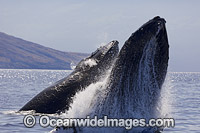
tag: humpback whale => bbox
[20,41,119,114]
[93,16,169,118]
[69,16,169,132]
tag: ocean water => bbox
[0,69,199,133]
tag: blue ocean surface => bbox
[0,69,199,133]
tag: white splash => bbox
[70,62,76,70]
[157,73,172,118]
[61,69,112,118]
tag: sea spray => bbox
[157,73,173,118]
[62,68,113,118]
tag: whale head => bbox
[75,40,119,71]
[110,16,169,89]
[124,16,168,86]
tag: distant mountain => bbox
[0,32,89,70]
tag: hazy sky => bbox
[0,0,200,72]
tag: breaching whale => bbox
[72,16,169,132]
[52,16,169,133]
[20,41,119,114]
[93,16,169,118]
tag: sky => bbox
[0,0,200,72]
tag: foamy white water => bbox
[63,69,112,118]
